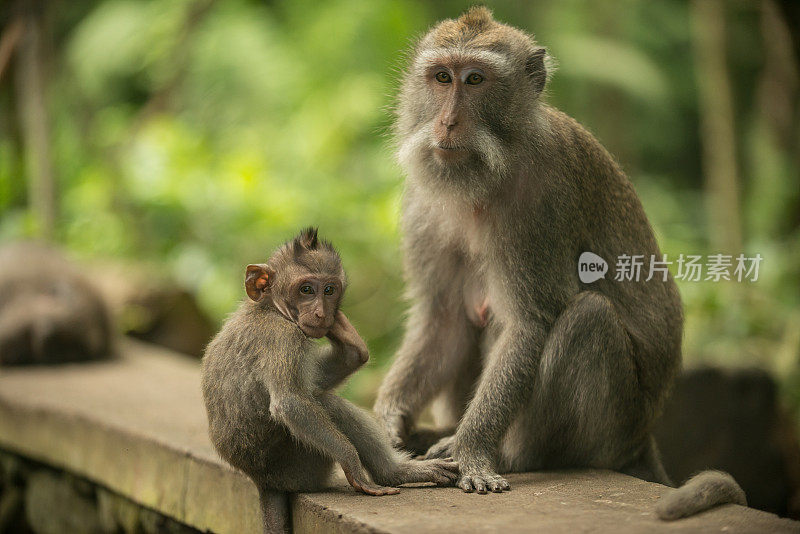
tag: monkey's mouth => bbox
[433,142,468,161]
[299,322,330,339]
[435,141,463,150]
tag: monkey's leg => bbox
[619,435,671,485]
[511,291,654,476]
[374,302,478,448]
[404,427,456,457]
[270,394,398,496]
[319,393,459,487]
[256,440,335,493]
[450,290,654,494]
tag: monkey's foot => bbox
[422,434,455,459]
[344,469,401,496]
[457,470,511,494]
[397,458,459,486]
[357,482,401,496]
[350,478,400,496]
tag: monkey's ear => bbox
[245,264,274,302]
[525,48,547,94]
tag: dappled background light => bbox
[0,0,798,410]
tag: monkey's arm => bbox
[269,392,398,496]
[374,301,475,446]
[318,392,459,487]
[315,348,357,391]
[450,324,546,493]
[315,311,369,391]
[269,393,358,463]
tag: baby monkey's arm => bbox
[315,311,369,391]
[269,389,400,496]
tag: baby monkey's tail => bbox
[258,486,290,533]
[656,470,746,520]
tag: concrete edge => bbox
[293,492,388,534]
[0,395,266,533]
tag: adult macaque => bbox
[202,228,458,532]
[0,242,113,365]
[374,7,744,519]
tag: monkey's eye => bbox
[465,72,484,85]
[324,285,336,296]
[300,285,314,295]
[435,71,451,84]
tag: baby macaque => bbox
[201,228,458,529]
[0,242,113,365]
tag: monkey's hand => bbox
[425,437,509,492]
[327,311,369,365]
[342,465,400,496]
[455,461,510,494]
[422,434,455,459]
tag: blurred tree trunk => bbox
[748,0,800,240]
[591,4,635,174]
[757,1,800,379]
[0,18,23,83]
[759,0,800,152]
[690,0,742,254]
[14,0,56,241]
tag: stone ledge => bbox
[0,340,261,533]
[0,339,798,533]
[295,471,800,533]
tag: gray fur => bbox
[201,232,458,533]
[375,7,742,517]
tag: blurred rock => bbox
[87,261,215,359]
[655,366,800,519]
[0,242,113,366]
[124,288,215,359]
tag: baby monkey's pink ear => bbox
[245,264,275,302]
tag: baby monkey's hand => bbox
[326,311,369,366]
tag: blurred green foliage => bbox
[0,0,798,408]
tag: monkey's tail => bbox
[257,485,290,534]
[655,470,746,521]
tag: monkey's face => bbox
[249,228,347,339]
[398,52,512,190]
[427,63,501,161]
[287,275,343,339]
[396,10,549,199]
